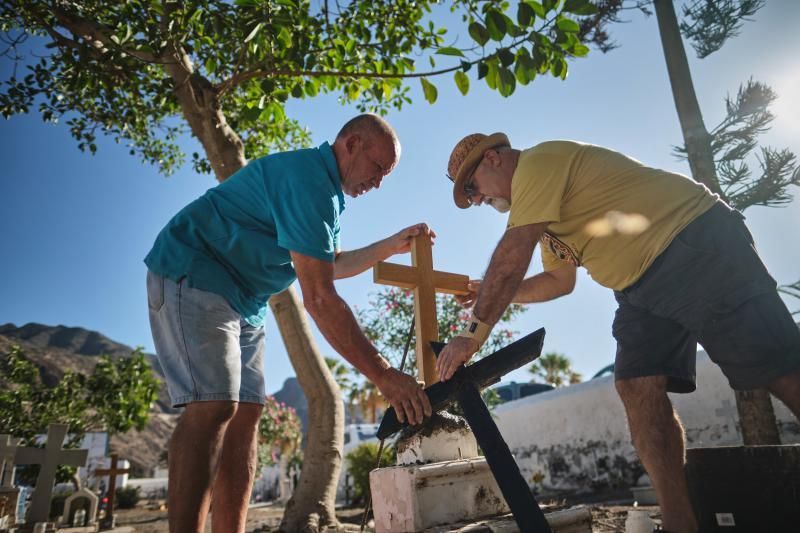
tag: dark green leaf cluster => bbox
[679,0,765,58]
[0,345,159,483]
[674,79,800,211]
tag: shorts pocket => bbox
[147,272,165,312]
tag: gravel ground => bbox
[112,500,661,532]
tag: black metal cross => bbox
[377,328,552,533]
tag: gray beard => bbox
[486,197,511,213]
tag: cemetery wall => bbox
[495,351,800,495]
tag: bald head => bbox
[336,113,401,160]
[332,114,401,198]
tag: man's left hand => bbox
[387,223,436,255]
[436,335,479,381]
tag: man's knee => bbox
[615,375,669,404]
[231,402,264,427]
[183,400,240,428]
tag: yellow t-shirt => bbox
[507,140,718,290]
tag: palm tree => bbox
[325,357,356,423]
[528,352,582,388]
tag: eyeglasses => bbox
[446,170,478,200]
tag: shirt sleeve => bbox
[507,149,571,230]
[539,239,567,272]
[271,176,340,263]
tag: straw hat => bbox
[447,132,510,208]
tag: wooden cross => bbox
[373,235,469,385]
[94,453,130,527]
[14,424,88,524]
[0,434,21,488]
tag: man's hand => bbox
[436,336,480,382]
[455,280,481,308]
[385,223,436,255]
[375,367,432,425]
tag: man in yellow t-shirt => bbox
[436,132,800,533]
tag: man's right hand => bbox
[375,367,432,425]
[455,279,481,308]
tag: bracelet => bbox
[456,311,493,347]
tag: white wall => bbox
[494,351,800,495]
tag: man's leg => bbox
[768,371,800,418]
[211,402,264,532]
[616,376,698,533]
[168,401,238,533]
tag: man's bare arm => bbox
[513,264,577,303]
[473,222,549,324]
[333,241,392,280]
[333,223,435,280]
[291,250,431,424]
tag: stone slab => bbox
[370,457,509,533]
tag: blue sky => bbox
[1,2,798,394]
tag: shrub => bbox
[345,442,396,505]
[116,486,141,509]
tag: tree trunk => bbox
[271,289,344,532]
[735,389,781,445]
[653,0,781,445]
[162,33,344,528]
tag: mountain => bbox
[272,377,309,431]
[0,323,177,477]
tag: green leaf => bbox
[460,60,472,72]
[436,46,465,57]
[528,0,546,18]
[469,22,490,46]
[304,79,319,97]
[497,67,516,96]
[563,0,599,15]
[454,71,469,95]
[477,62,489,80]
[518,2,536,27]
[420,78,438,104]
[244,22,263,43]
[498,48,515,67]
[276,27,292,48]
[486,10,507,41]
[556,17,581,33]
[572,43,590,57]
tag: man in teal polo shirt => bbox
[145,114,432,532]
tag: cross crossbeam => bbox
[0,435,21,488]
[14,424,88,524]
[373,236,469,385]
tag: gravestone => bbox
[0,434,22,529]
[93,454,130,530]
[59,487,99,528]
[14,424,88,526]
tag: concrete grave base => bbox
[370,457,509,533]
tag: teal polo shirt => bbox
[144,142,345,327]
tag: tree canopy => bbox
[0,0,619,178]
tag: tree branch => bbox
[51,6,162,64]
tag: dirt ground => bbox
[112,499,661,532]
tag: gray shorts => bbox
[147,271,266,407]
[613,202,800,393]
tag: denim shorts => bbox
[613,202,800,393]
[147,271,266,407]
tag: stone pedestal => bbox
[370,457,509,532]
[371,413,511,533]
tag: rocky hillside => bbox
[0,323,177,477]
